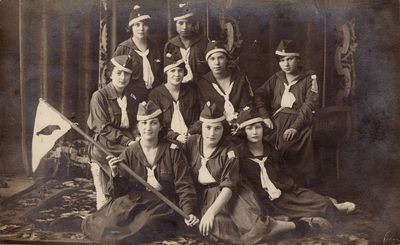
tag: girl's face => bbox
[111,67,131,91]
[279,56,300,75]
[166,67,185,86]
[245,122,263,143]
[176,19,194,38]
[207,52,228,76]
[202,122,224,147]
[131,21,149,39]
[137,118,161,140]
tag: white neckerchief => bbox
[211,81,236,121]
[179,47,194,83]
[170,101,188,135]
[116,96,129,129]
[146,165,162,191]
[134,49,155,89]
[250,157,281,200]
[280,80,299,108]
[198,156,217,184]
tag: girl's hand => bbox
[184,214,199,227]
[199,211,215,236]
[106,155,123,177]
[176,134,189,144]
[283,128,297,141]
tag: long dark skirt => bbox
[82,191,179,244]
[200,183,280,245]
[269,188,338,223]
[266,112,314,185]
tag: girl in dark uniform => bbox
[183,102,297,244]
[164,2,209,86]
[82,101,199,244]
[254,40,319,185]
[148,52,199,144]
[235,107,356,231]
[87,55,139,209]
[114,5,162,103]
[197,41,253,124]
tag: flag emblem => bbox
[32,100,71,172]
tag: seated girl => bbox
[148,52,199,144]
[82,101,199,243]
[182,101,298,244]
[235,107,356,231]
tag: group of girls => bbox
[83,3,356,244]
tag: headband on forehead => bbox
[111,55,133,73]
[236,106,264,129]
[128,5,151,27]
[173,2,194,21]
[163,53,186,73]
[275,39,300,57]
[205,40,228,60]
[137,101,162,121]
[199,101,226,123]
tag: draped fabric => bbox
[15,0,168,175]
[18,0,99,175]
[6,0,382,177]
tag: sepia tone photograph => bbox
[0,0,399,244]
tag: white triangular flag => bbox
[32,100,71,172]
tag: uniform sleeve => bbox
[87,91,132,146]
[196,80,207,112]
[254,78,273,119]
[219,147,240,191]
[171,147,197,215]
[107,149,131,198]
[113,45,129,57]
[291,78,319,130]
[238,74,254,110]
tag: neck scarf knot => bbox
[211,81,237,121]
[117,96,129,128]
[146,165,162,191]
[250,157,281,200]
[198,156,216,184]
[179,47,194,83]
[170,101,188,135]
[134,49,155,89]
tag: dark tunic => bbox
[237,141,337,222]
[164,34,209,85]
[82,140,197,243]
[148,83,200,140]
[87,82,139,196]
[254,69,319,185]
[183,135,280,245]
[114,38,163,102]
[197,69,254,118]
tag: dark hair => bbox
[235,121,273,140]
[188,120,231,137]
[126,19,154,35]
[174,16,198,32]
[105,61,116,83]
[275,55,301,64]
[163,63,188,83]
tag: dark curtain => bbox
[19,0,99,175]
[13,0,338,176]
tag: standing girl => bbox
[114,5,162,103]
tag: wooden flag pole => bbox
[39,98,190,220]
